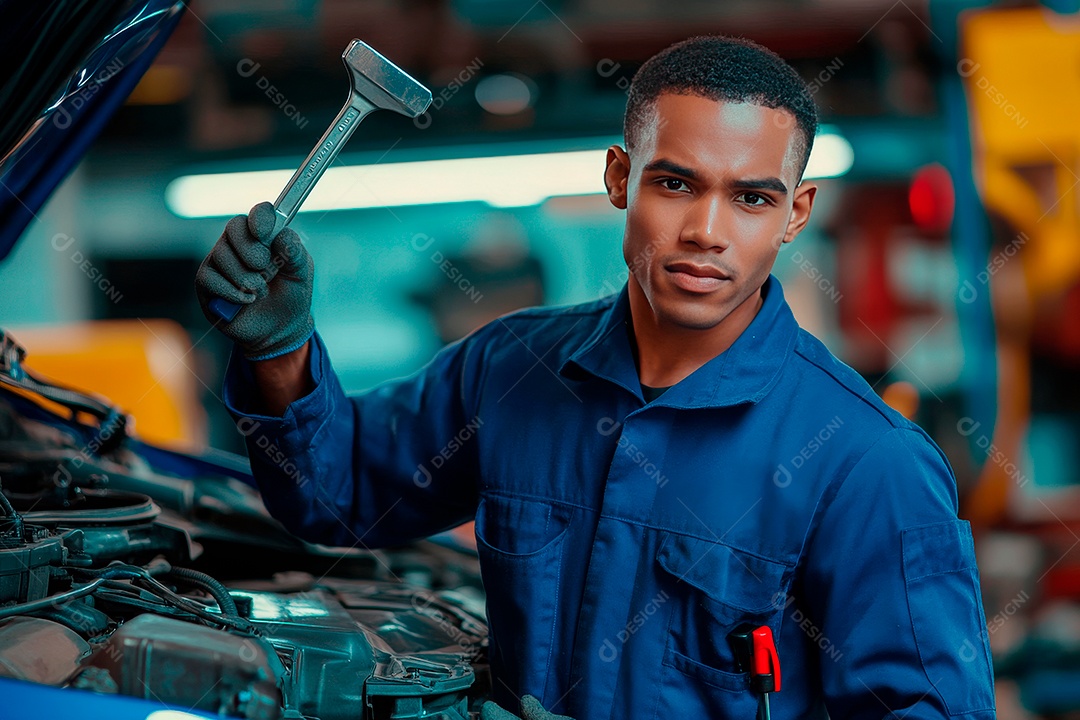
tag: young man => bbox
[196,36,996,720]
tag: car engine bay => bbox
[0,330,490,720]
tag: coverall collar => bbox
[559,273,798,408]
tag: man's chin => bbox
[654,301,731,331]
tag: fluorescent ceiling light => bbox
[808,131,855,180]
[166,132,853,218]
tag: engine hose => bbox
[0,487,23,540]
[164,566,239,619]
[94,588,191,618]
[126,577,256,635]
[64,563,255,633]
[65,564,143,580]
[0,579,105,620]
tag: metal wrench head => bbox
[342,40,432,117]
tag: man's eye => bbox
[739,192,768,206]
[661,178,688,192]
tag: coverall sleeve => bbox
[800,427,996,719]
[221,328,486,548]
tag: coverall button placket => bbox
[566,411,668,716]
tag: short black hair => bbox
[624,35,819,179]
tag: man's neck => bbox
[628,280,764,388]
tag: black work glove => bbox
[480,695,574,720]
[195,202,315,361]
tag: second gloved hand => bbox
[480,695,574,720]
[195,201,315,361]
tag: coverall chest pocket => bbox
[474,494,574,706]
[652,531,790,719]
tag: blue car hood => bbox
[0,0,185,259]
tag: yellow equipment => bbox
[8,319,207,450]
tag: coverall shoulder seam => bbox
[791,331,909,430]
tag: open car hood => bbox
[0,0,185,257]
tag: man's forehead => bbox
[634,93,801,181]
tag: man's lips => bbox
[665,261,730,280]
[665,261,731,293]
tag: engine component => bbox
[32,596,113,638]
[80,613,282,720]
[230,585,482,720]
[0,616,89,685]
[0,528,64,604]
[14,488,159,526]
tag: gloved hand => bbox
[480,695,574,720]
[195,201,315,361]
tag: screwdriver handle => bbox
[208,298,244,323]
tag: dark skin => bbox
[250,338,311,416]
[251,92,817,413]
[605,93,817,387]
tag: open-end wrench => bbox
[208,39,432,322]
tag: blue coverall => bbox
[223,274,996,719]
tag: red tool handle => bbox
[752,626,781,692]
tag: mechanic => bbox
[195,35,996,719]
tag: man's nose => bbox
[679,194,730,250]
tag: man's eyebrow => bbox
[734,177,789,195]
[642,158,700,181]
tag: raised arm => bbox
[196,202,485,548]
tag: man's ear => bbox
[604,145,630,210]
[780,181,817,245]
